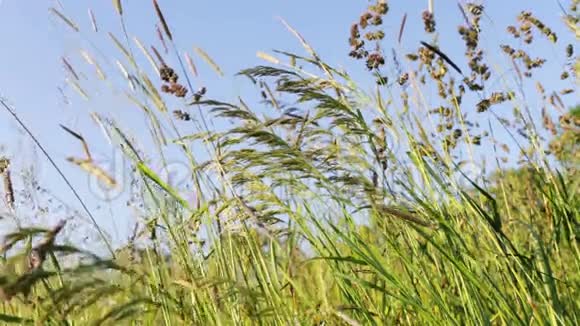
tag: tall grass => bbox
[0,0,578,324]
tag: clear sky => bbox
[0,1,576,249]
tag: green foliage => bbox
[550,105,580,168]
[1,1,579,325]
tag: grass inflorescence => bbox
[0,0,578,324]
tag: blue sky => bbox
[0,1,576,248]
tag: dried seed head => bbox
[476,99,491,112]
[507,25,520,38]
[3,169,14,210]
[193,87,207,101]
[364,31,385,41]
[376,75,388,85]
[172,84,188,97]
[458,25,479,49]
[159,64,178,83]
[422,10,436,33]
[0,158,8,173]
[173,110,191,121]
[366,52,385,70]
[350,24,360,39]
[566,44,574,58]
[360,12,373,29]
[370,1,389,15]
[398,73,409,85]
[371,15,383,26]
[467,3,484,16]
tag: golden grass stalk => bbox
[60,123,117,188]
[49,7,79,32]
[153,0,172,41]
[184,52,198,77]
[116,60,129,79]
[66,157,117,188]
[278,17,336,82]
[134,37,160,75]
[62,57,80,80]
[194,47,224,77]
[67,78,90,100]
[109,32,137,69]
[141,74,168,112]
[257,51,280,65]
[90,112,113,145]
[80,50,107,80]
[113,0,123,16]
[88,8,98,32]
[262,83,280,110]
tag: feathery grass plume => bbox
[49,7,79,32]
[184,52,198,77]
[10,1,580,323]
[278,17,334,80]
[422,10,436,33]
[194,47,224,77]
[88,8,98,32]
[113,0,123,15]
[398,13,407,43]
[153,0,172,41]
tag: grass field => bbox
[0,1,579,324]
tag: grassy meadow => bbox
[0,0,579,324]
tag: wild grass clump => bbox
[0,0,578,324]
